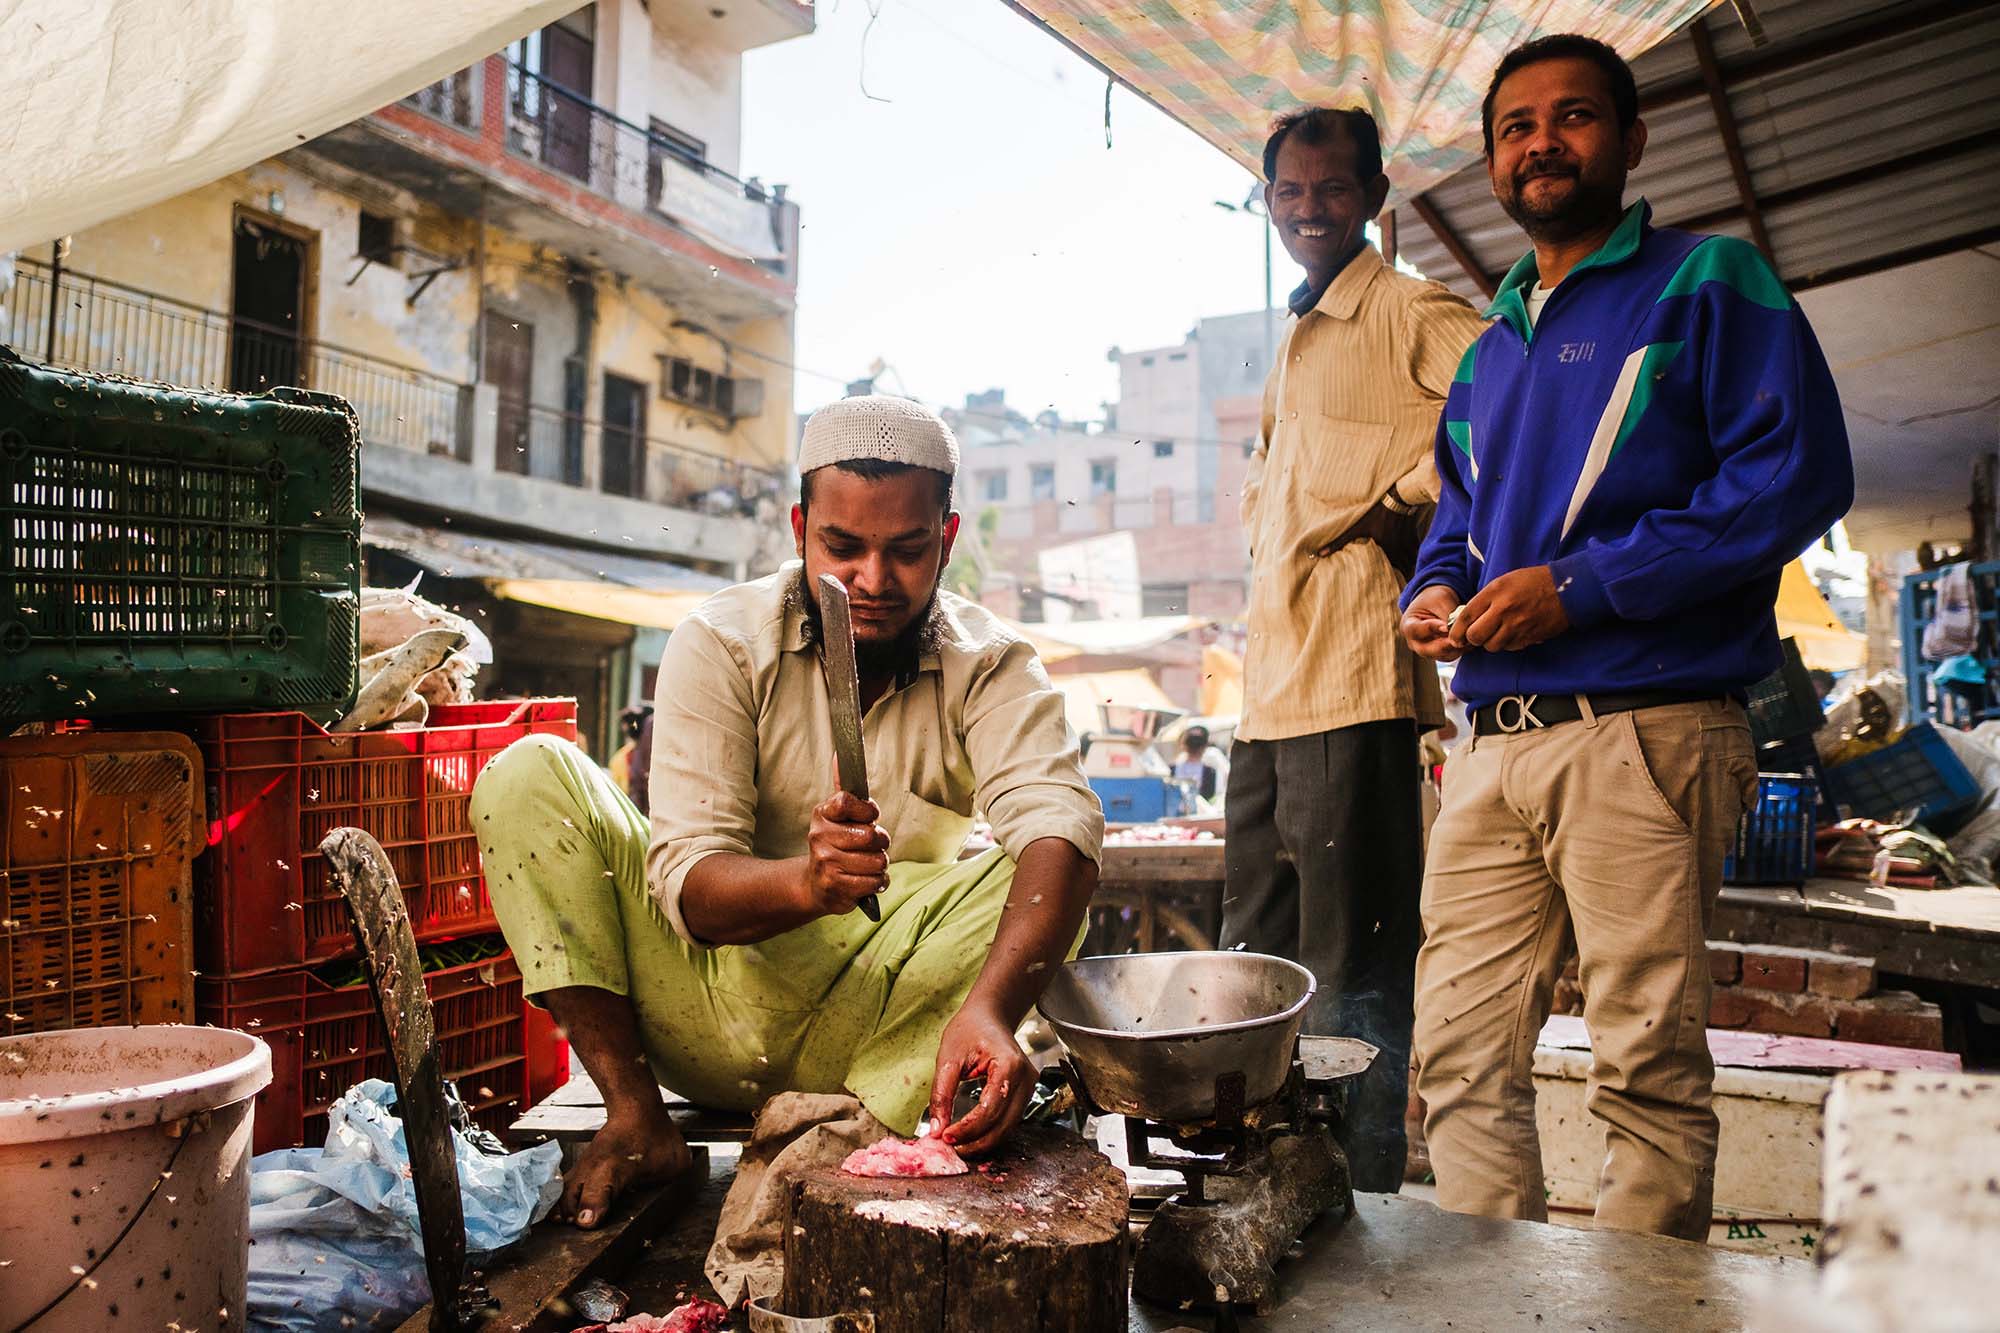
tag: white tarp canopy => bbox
[0,0,576,253]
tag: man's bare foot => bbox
[561,1106,694,1229]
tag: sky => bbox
[740,0,1283,424]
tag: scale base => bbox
[1130,1125,1353,1315]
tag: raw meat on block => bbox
[577,1297,729,1333]
[839,1133,970,1177]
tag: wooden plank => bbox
[393,1149,708,1333]
[1098,840,1225,884]
[1715,878,2000,989]
[508,1074,754,1144]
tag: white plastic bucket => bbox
[0,1025,271,1331]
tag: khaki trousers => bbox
[1413,699,1757,1240]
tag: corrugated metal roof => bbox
[1392,0,2000,299]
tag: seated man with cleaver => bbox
[472,395,1104,1225]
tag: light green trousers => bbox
[470,734,1016,1134]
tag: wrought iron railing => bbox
[501,62,792,270]
[403,67,479,131]
[0,258,783,507]
[520,401,784,511]
[2,258,470,460]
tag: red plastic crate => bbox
[191,698,577,973]
[196,947,568,1154]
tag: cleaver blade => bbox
[817,573,881,922]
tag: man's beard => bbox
[791,569,947,676]
[1499,158,1627,243]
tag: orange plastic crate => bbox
[191,698,577,972]
[197,946,567,1154]
[1,731,202,1035]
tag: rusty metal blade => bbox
[748,1296,876,1332]
[321,826,492,1331]
[816,573,879,921]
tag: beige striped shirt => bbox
[1238,245,1489,742]
[645,565,1104,943]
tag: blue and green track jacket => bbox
[1403,200,1854,709]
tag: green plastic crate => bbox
[0,346,360,726]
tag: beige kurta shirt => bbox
[645,564,1104,943]
[1237,245,1490,742]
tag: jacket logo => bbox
[1558,341,1596,364]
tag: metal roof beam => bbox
[1409,193,1496,298]
[1639,0,1989,113]
[1668,131,1994,233]
[1690,17,1775,263]
[1789,223,2000,292]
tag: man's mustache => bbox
[1517,159,1578,185]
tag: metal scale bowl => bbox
[1039,952,1377,1317]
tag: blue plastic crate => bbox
[1089,776,1181,825]
[1725,773,1817,886]
[1821,722,1981,831]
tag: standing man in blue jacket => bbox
[1399,34,1852,1240]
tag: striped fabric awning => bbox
[1002,1,1713,198]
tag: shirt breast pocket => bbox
[1294,415,1395,506]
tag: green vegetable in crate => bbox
[334,628,467,732]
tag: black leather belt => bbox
[1470,690,1724,736]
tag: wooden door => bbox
[483,311,534,475]
[229,213,314,394]
[540,24,594,182]
[600,372,647,498]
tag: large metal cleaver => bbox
[816,573,881,922]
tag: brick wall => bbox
[1553,942,1944,1050]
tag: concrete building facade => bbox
[954,306,1275,623]
[2,0,815,750]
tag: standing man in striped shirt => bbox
[1227,106,1489,1191]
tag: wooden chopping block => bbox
[780,1124,1129,1333]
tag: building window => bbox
[1142,583,1190,615]
[1140,355,1155,367]
[1090,459,1116,497]
[357,211,398,266]
[1167,351,1188,362]
[979,469,1009,503]
[1030,464,1056,502]
[1152,440,1174,458]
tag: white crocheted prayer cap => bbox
[797,394,960,476]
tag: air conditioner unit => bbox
[717,375,764,421]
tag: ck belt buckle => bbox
[1493,694,1544,732]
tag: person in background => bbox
[1227,104,1490,1191]
[607,704,651,796]
[1400,34,1852,1240]
[1171,724,1228,804]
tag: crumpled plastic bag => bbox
[246,1078,563,1332]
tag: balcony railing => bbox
[0,259,783,509]
[403,67,479,132]
[519,401,784,515]
[3,258,469,459]
[501,62,793,270]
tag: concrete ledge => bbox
[362,443,756,569]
